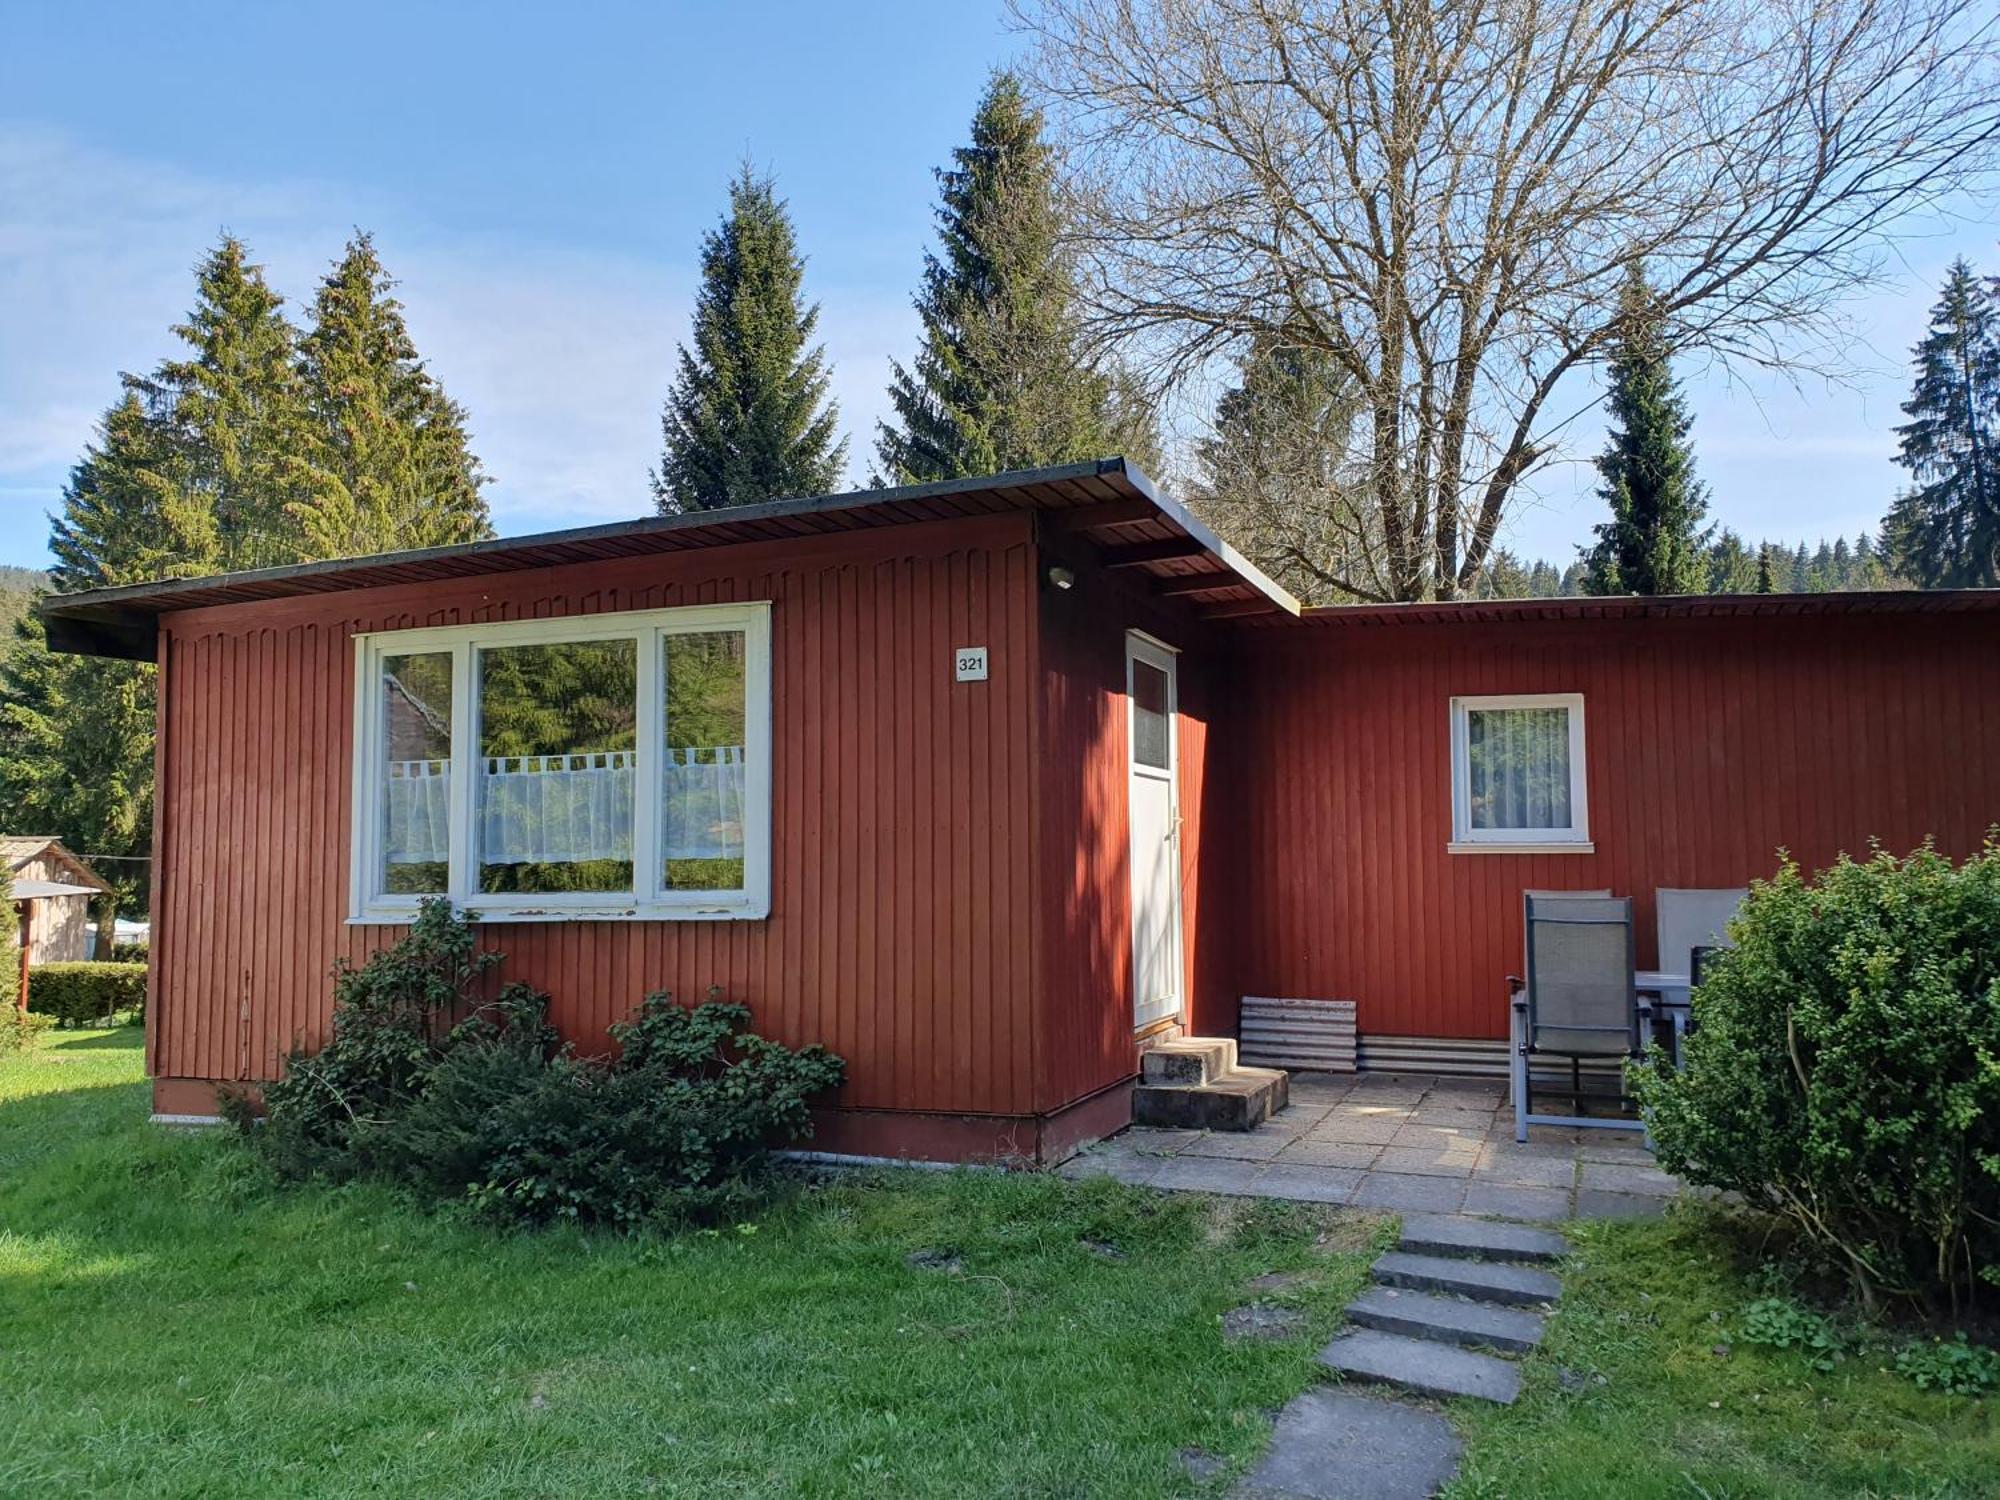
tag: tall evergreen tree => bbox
[1884,260,2000,587]
[1192,329,1372,601]
[1582,266,1711,595]
[875,71,1153,484]
[125,237,307,570]
[654,167,847,513]
[288,234,491,557]
[0,405,177,916]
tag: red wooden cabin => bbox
[41,460,2000,1161]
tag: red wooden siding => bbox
[1217,610,2000,1040]
[149,513,1041,1117]
[1032,553,1223,1111]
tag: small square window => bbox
[1449,694,1589,850]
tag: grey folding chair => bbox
[1509,894,1651,1142]
[1656,887,1748,978]
[1655,887,1747,1060]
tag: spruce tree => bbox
[654,167,847,512]
[1582,266,1711,595]
[1884,260,2000,587]
[0,405,176,916]
[1192,328,1370,601]
[289,234,491,556]
[126,237,307,570]
[875,71,1153,484]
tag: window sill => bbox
[347,902,769,925]
[1447,840,1595,856]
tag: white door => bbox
[1126,633,1184,1030]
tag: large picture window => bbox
[351,603,771,921]
[1449,693,1590,851]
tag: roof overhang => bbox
[1264,588,2000,629]
[38,458,1299,661]
[11,879,100,900]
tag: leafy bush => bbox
[1894,1334,2000,1397]
[1737,1297,1846,1371]
[26,962,148,1027]
[1638,841,2000,1311]
[0,1008,54,1053]
[244,898,517,1180]
[110,940,148,964]
[244,898,845,1229]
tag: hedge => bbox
[27,962,148,1028]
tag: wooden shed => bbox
[3,836,113,965]
[37,460,2000,1159]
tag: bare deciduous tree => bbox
[1016,0,2000,600]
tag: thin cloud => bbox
[0,129,914,558]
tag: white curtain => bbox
[663,746,746,861]
[1471,709,1571,831]
[389,747,746,867]
[386,761,450,864]
[478,752,636,865]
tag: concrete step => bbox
[1139,1036,1237,1086]
[1238,1388,1463,1499]
[1370,1250,1562,1308]
[1317,1327,1522,1405]
[1132,1066,1289,1131]
[1398,1213,1570,1265]
[1345,1285,1545,1355]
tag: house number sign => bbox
[954,646,989,682]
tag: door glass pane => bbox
[662,631,748,891]
[476,638,637,894]
[379,651,452,894]
[1467,706,1572,831]
[1131,659,1171,770]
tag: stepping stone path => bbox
[1236,1213,1569,1499]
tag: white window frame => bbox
[350,602,772,923]
[1448,693,1592,854]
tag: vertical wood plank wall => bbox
[1218,611,2000,1041]
[1033,561,1221,1111]
[149,514,1042,1117]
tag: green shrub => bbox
[1637,841,2000,1311]
[0,1008,54,1053]
[382,989,846,1228]
[247,898,512,1180]
[246,898,845,1229]
[1736,1296,1846,1371]
[110,940,148,964]
[25,962,148,1028]
[1894,1334,2000,1396]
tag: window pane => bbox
[1132,660,1170,770]
[1468,707,1572,831]
[663,631,747,891]
[380,651,452,894]
[477,638,637,893]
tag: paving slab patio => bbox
[1066,1071,1685,1220]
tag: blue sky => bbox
[1,0,1993,573]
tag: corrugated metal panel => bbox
[1219,611,2000,1040]
[151,512,1040,1116]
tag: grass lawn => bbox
[2,1030,1994,1498]
[1444,1217,1999,1499]
[0,1028,1382,1498]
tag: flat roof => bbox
[1273,588,2000,628]
[38,458,1300,660]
